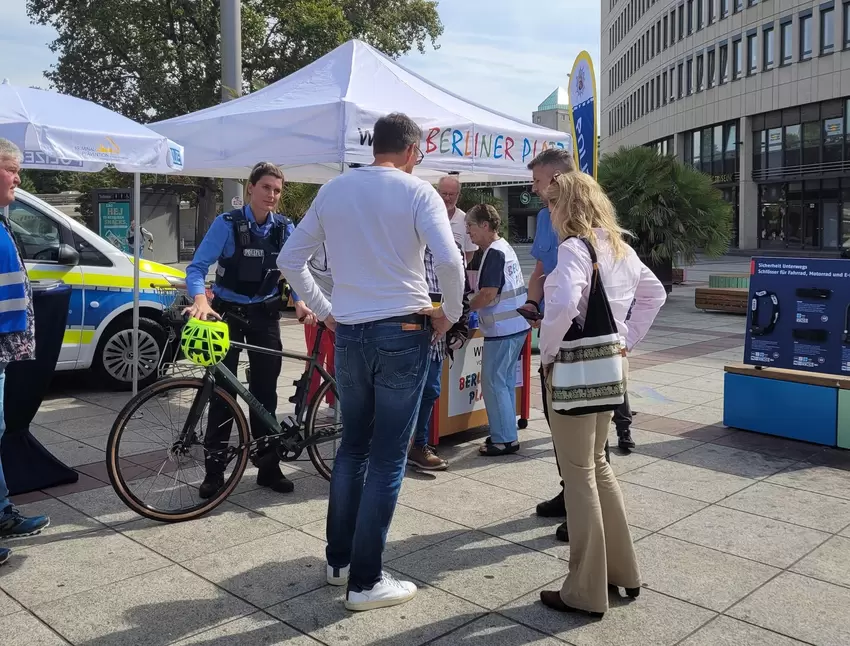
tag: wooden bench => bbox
[694,287,748,314]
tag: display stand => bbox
[1,281,78,495]
[723,364,848,448]
[430,330,532,444]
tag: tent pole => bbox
[132,173,141,395]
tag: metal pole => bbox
[221,0,243,208]
[132,173,141,395]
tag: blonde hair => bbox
[545,171,630,259]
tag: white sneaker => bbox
[345,572,417,611]
[327,564,350,586]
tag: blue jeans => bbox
[413,357,442,448]
[0,363,9,510]
[326,321,431,589]
[481,332,526,445]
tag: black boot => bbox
[256,461,294,494]
[199,473,224,500]
[618,428,636,451]
[555,521,569,542]
[536,492,567,518]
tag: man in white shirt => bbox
[279,113,464,612]
[437,175,477,263]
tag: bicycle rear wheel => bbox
[106,377,251,522]
[305,379,343,481]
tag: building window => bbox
[657,20,662,52]
[678,62,684,97]
[687,58,694,94]
[724,122,738,174]
[708,0,715,23]
[822,7,835,54]
[670,66,676,101]
[663,15,669,46]
[763,26,775,69]
[662,70,668,104]
[801,14,813,59]
[697,0,704,29]
[692,130,702,167]
[767,128,783,168]
[733,38,743,79]
[785,124,802,166]
[708,49,716,87]
[803,121,821,165]
[713,124,724,173]
[701,127,713,173]
[721,0,729,17]
[844,2,850,48]
[747,33,758,74]
[781,21,793,63]
[720,43,729,82]
[679,5,685,39]
[825,117,843,163]
[734,0,743,12]
[749,0,758,6]
[688,0,694,33]
[696,54,704,90]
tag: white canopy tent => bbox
[0,81,186,394]
[151,39,571,183]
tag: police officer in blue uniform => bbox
[185,162,316,499]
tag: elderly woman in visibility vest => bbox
[465,204,530,456]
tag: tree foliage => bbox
[27,0,443,123]
[27,0,443,233]
[598,146,732,265]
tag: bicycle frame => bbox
[176,324,337,457]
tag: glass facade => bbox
[682,120,741,246]
[753,98,850,249]
[758,180,845,249]
[683,119,740,177]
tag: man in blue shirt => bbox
[185,162,315,499]
[519,149,626,543]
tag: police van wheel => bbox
[94,316,167,391]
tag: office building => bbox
[601,0,850,251]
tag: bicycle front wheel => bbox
[305,379,343,481]
[106,377,251,522]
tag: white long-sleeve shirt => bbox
[539,230,667,365]
[278,166,465,325]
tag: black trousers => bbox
[205,300,283,475]
[542,372,629,493]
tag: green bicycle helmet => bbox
[181,318,230,367]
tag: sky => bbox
[1,0,601,122]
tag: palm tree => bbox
[598,146,732,266]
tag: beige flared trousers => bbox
[546,369,641,614]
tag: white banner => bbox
[447,336,524,418]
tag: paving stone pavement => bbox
[5,269,850,645]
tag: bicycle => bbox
[106,311,342,523]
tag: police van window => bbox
[7,200,62,263]
[71,232,113,267]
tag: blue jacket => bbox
[0,218,29,334]
[186,204,298,304]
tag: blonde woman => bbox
[538,171,666,618]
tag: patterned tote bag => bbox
[550,237,626,416]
